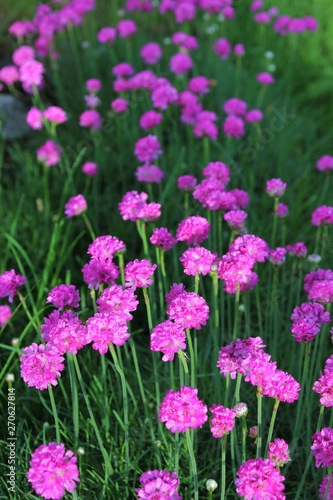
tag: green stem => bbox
[186,428,199,500]
[232,283,240,340]
[256,387,263,458]
[325,466,332,500]
[221,435,227,500]
[67,353,79,449]
[234,372,242,404]
[136,220,149,258]
[48,386,61,443]
[264,398,280,457]
[241,417,247,463]
[271,197,279,249]
[82,212,96,240]
[186,329,196,387]
[178,349,189,387]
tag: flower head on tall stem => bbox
[20,343,65,390]
[268,438,291,467]
[0,269,25,302]
[124,259,157,290]
[159,386,208,433]
[150,320,186,361]
[86,312,130,355]
[209,404,236,438]
[235,458,286,499]
[312,427,333,468]
[176,215,211,245]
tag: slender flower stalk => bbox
[186,428,199,500]
[48,386,60,443]
[265,398,280,457]
[256,386,263,458]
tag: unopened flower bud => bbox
[250,426,258,439]
[206,479,218,492]
[77,447,85,455]
[6,373,15,383]
[234,402,248,418]
[11,338,19,347]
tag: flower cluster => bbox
[136,470,182,499]
[268,438,291,467]
[150,320,186,361]
[41,310,88,355]
[0,269,25,302]
[209,404,236,438]
[312,427,333,468]
[179,247,216,276]
[20,343,65,390]
[176,216,211,245]
[290,302,330,343]
[166,288,210,330]
[313,354,333,407]
[125,259,157,290]
[159,386,208,433]
[118,190,161,222]
[304,268,333,303]
[82,235,124,289]
[235,458,286,499]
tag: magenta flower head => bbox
[304,269,333,303]
[46,284,80,310]
[139,110,163,130]
[312,427,333,468]
[224,210,248,231]
[268,438,291,468]
[266,178,287,197]
[0,65,19,86]
[176,215,211,246]
[125,259,157,290]
[135,164,164,184]
[150,227,177,251]
[235,458,286,499]
[313,354,333,407]
[151,320,186,361]
[26,107,43,130]
[112,63,135,79]
[79,110,102,130]
[180,247,215,276]
[111,98,128,114]
[209,404,236,438]
[140,42,163,65]
[257,72,275,85]
[275,202,289,218]
[88,235,126,260]
[188,76,210,95]
[223,115,245,139]
[82,161,98,176]
[20,343,65,390]
[19,60,44,90]
[27,442,80,500]
[43,106,67,124]
[223,98,248,116]
[86,78,101,93]
[286,242,307,258]
[86,312,130,354]
[97,284,138,321]
[245,109,264,123]
[41,310,88,355]
[316,155,333,172]
[319,475,333,499]
[118,190,148,221]
[12,45,35,66]
[37,140,62,167]
[0,305,12,327]
[167,290,210,330]
[134,135,162,163]
[311,205,333,226]
[213,37,232,59]
[64,194,87,218]
[290,302,330,343]
[97,27,117,44]
[0,269,25,302]
[169,52,193,75]
[117,19,137,38]
[234,43,245,56]
[177,175,197,191]
[159,386,208,433]
[136,470,182,499]
[269,247,287,266]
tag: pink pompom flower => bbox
[316,155,333,172]
[111,97,129,114]
[235,458,286,499]
[224,210,248,231]
[135,164,164,184]
[311,205,333,226]
[245,109,264,123]
[0,269,25,302]
[268,439,291,467]
[43,106,67,124]
[290,302,330,343]
[117,19,137,38]
[64,194,87,218]
[136,470,182,499]
[82,161,98,176]
[97,27,117,43]
[79,110,102,130]
[150,227,177,251]
[46,284,80,309]
[37,140,62,167]
[266,178,287,197]
[86,312,130,354]
[167,290,210,330]
[86,78,101,93]
[209,404,236,438]
[223,115,245,139]
[223,98,248,116]
[169,52,193,75]
[139,110,163,130]
[318,475,333,499]
[27,442,80,500]
[20,343,65,390]
[151,320,186,361]
[134,135,162,163]
[179,247,215,276]
[275,202,289,218]
[125,259,157,290]
[12,45,35,66]
[177,175,197,191]
[312,427,333,468]
[140,42,163,65]
[41,310,87,355]
[257,72,275,85]
[213,38,232,59]
[26,107,43,130]
[0,305,12,327]
[97,284,138,321]
[159,386,208,433]
[176,215,211,246]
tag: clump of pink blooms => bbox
[118,190,161,222]
[27,442,79,499]
[20,343,65,390]
[140,42,163,65]
[135,164,164,184]
[257,72,275,85]
[266,178,287,197]
[180,247,216,276]
[286,242,307,258]
[0,305,12,327]
[312,427,333,468]
[275,202,289,218]
[311,205,333,226]
[169,52,193,75]
[223,115,245,139]
[46,284,80,309]
[313,354,333,407]
[166,288,210,330]
[290,302,330,343]
[136,470,182,499]
[304,268,333,303]
[176,215,211,245]
[235,458,286,499]
[139,110,163,130]
[41,310,88,355]
[134,135,162,163]
[159,386,208,432]
[224,210,248,231]
[268,438,291,467]
[86,312,130,355]
[37,140,62,167]
[318,475,333,499]
[316,155,333,172]
[269,247,287,266]
[97,27,117,44]
[150,320,186,361]
[177,175,197,191]
[82,161,98,177]
[79,110,102,130]
[209,404,236,438]
[97,284,139,321]
[64,194,87,218]
[125,259,157,290]
[150,227,177,251]
[213,38,232,59]
[0,269,25,302]
[111,98,129,114]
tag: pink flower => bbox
[169,52,193,75]
[203,162,230,184]
[0,65,20,86]
[112,62,135,78]
[304,269,333,303]
[82,161,98,176]
[172,32,198,51]
[217,337,266,379]
[26,107,43,130]
[268,439,291,467]
[167,290,210,330]
[177,175,197,191]
[20,343,65,390]
[64,194,87,217]
[245,109,264,123]
[257,72,275,85]
[223,98,248,116]
[313,355,333,407]
[193,119,218,140]
[235,458,286,499]
[286,242,307,257]
[82,260,120,290]
[134,135,162,163]
[139,202,162,222]
[8,20,35,37]
[139,110,163,130]
[269,247,287,266]
[266,178,287,197]
[97,27,117,43]
[224,210,248,231]
[261,369,300,403]
[135,164,164,184]
[176,216,210,246]
[97,284,138,321]
[234,43,245,56]
[290,302,330,343]
[151,320,186,361]
[319,475,333,500]
[218,251,255,292]
[180,247,215,276]
[37,140,62,167]
[254,11,272,24]
[316,155,333,172]
[0,269,25,302]
[188,76,210,95]
[88,235,126,260]
[41,310,87,355]
[151,80,178,110]
[46,284,80,309]
[27,442,79,500]
[159,386,208,433]
[276,202,289,218]
[118,190,148,221]
[86,312,130,354]
[174,2,196,23]
[311,205,333,226]
[86,78,101,92]
[213,38,232,59]
[0,305,12,327]
[140,42,163,65]
[250,0,263,11]
[19,60,44,89]
[150,227,177,251]
[223,115,245,139]
[117,19,137,38]
[111,97,128,114]
[125,0,154,12]
[79,110,102,130]
[136,470,182,499]
[125,259,157,289]
[85,93,101,108]
[312,428,333,468]
[229,234,269,262]
[209,404,236,438]
[43,106,67,124]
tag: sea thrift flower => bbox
[136,470,182,499]
[139,203,161,222]
[169,53,193,75]
[82,260,120,290]
[313,355,333,407]
[203,162,230,184]
[140,42,162,65]
[41,310,87,355]
[26,107,43,130]
[213,38,232,59]
[257,72,275,85]
[224,210,248,231]
[209,404,236,438]
[234,43,245,56]
[96,284,138,321]
[86,79,101,93]
[223,98,248,116]
[268,439,291,467]
[269,247,287,266]
[235,458,286,499]
[8,20,35,38]
[266,178,287,197]
[250,0,264,11]
[234,402,248,418]
[37,140,62,167]
[167,291,210,330]
[97,27,117,43]
[112,62,135,78]
[262,369,300,403]
[125,259,157,289]
[111,98,128,114]
[79,110,102,130]
[19,60,44,89]
[177,175,197,191]
[12,45,35,66]
[0,305,12,327]
[43,106,67,124]
[218,251,255,293]
[150,227,177,251]
[150,320,186,361]
[88,235,126,260]
[179,247,215,276]
[82,161,98,176]
[151,80,178,110]
[245,109,264,123]
[176,216,210,245]
[134,135,162,163]
[118,190,148,221]
[311,205,333,226]
[312,428,333,468]
[174,2,196,23]
[0,269,26,302]
[318,475,333,499]
[135,164,164,184]
[304,269,333,303]
[86,312,130,354]
[159,386,208,433]
[276,202,289,218]
[165,283,186,305]
[286,242,307,257]
[172,32,198,51]
[188,76,210,95]
[46,284,80,309]
[254,11,272,24]
[0,66,19,86]
[290,302,330,343]
[223,115,245,139]
[20,343,65,390]
[229,234,269,262]
[64,194,87,218]
[117,19,137,38]
[84,93,101,108]
[316,155,333,172]
[193,119,218,140]
[139,110,163,130]
[27,442,79,499]
[217,337,266,380]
